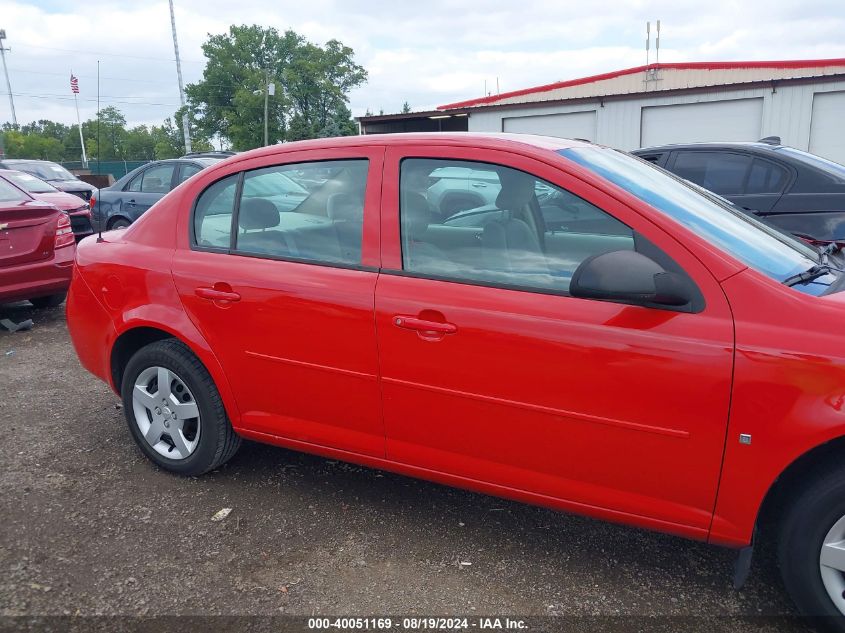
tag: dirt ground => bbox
[0,301,813,631]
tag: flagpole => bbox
[71,71,87,168]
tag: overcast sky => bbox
[2,0,845,128]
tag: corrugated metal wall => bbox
[467,80,845,162]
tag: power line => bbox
[17,43,206,64]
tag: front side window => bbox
[234,159,368,265]
[746,159,789,194]
[399,158,634,293]
[672,151,752,195]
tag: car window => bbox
[746,159,789,194]
[560,147,822,286]
[127,171,143,192]
[234,159,368,265]
[3,171,57,193]
[193,174,239,249]
[672,151,752,195]
[139,164,176,194]
[177,163,203,185]
[0,178,25,203]
[400,158,634,294]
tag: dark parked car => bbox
[0,159,96,201]
[632,139,845,244]
[92,157,226,231]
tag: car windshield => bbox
[774,147,845,183]
[559,147,822,284]
[15,161,77,181]
[3,171,57,194]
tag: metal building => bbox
[359,59,845,163]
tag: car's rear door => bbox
[125,163,178,216]
[374,144,734,534]
[172,146,386,456]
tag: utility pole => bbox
[264,68,269,147]
[168,0,191,154]
[0,30,17,126]
[254,70,274,147]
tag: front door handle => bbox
[195,286,241,302]
[393,315,457,335]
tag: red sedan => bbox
[66,133,845,625]
[0,169,94,240]
[0,177,75,307]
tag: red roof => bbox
[437,58,845,110]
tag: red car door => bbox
[172,147,385,457]
[375,145,734,535]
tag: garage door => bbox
[503,110,596,141]
[640,98,763,147]
[809,91,845,164]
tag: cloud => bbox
[1,0,843,130]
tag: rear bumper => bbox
[66,262,116,389]
[0,245,75,304]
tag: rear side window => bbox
[177,163,203,185]
[234,159,368,265]
[193,174,239,249]
[672,152,752,195]
[0,179,24,203]
[139,164,176,193]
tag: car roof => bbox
[633,142,784,153]
[222,133,591,164]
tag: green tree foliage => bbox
[0,106,213,163]
[186,25,366,150]
[401,101,411,114]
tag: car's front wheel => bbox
[120,338,241,476]
[780,464,845,631]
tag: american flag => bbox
[70,74,79,94]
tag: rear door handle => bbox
[393,316,457,335]
[195,286,241,302]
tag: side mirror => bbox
[570,250,693,307]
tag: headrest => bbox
[327,193,362,222]
[495,169,536,211]
[239,198,279,230]
[402,191,433,241]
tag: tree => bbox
[401,101,411,114]
[186,25,367,149]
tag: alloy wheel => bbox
[131,366,200,460]
[820,513,845,615]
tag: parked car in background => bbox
[633,139,845,245]
[0,177,75,308]
[67,133,845,625]
[0,170,93,241]
[0,159,96,201]
[92,157,227,231]
[181,151,237,160]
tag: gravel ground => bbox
[0,301,813,632]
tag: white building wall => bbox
[467,79,845,161]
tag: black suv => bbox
[632,139,845,244]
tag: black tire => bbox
[29,292,67,309]
[779,464,845,631]
[109,217,131,230]
[120,338,241,476]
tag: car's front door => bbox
[172,147,386,456]
[375,146,734,533]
